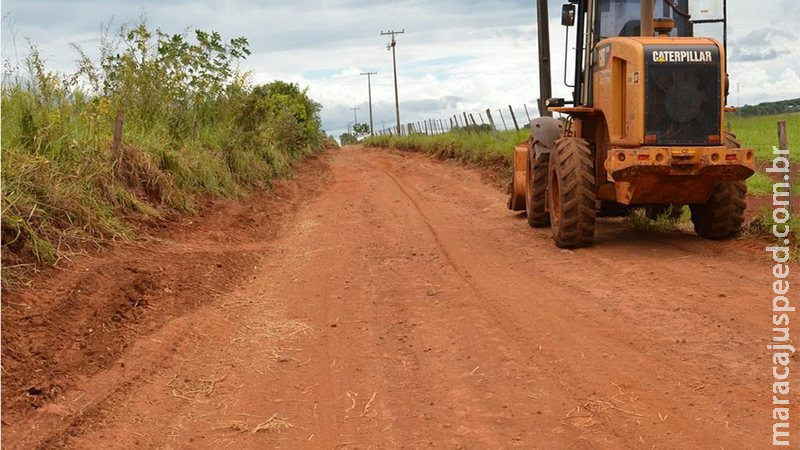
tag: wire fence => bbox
[374,103,539,136]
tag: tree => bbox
[339,132,357,145]
[352,122,370,139]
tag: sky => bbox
[2,0,799,138]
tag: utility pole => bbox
[381,29,405,136]
[351,107,360,125]
[360,71,377,136]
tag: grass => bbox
[743,207,799,261]
[625,207,690,233]
[729,112,800,163]
[363,129,528,171]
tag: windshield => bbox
[595,0,693,39]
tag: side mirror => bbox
[562,4,576,27]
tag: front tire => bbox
[548,137,597,248]
[526,141,550,228]
[690,131,747,240]
[690,181,747,239]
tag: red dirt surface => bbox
[2,147,796,449]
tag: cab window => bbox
[595,0,693,39]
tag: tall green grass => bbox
[364,129,529,169]
[1,21,326,275]
[729,112,800,163]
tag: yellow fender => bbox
[507,141,530,211]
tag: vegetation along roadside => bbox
[1,20,333,280]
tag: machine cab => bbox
[554,0,727,110]
[595,0,693,39]
[552,0,729,147]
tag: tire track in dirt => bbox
[367,148,794,448]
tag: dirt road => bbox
[2,146,793,449]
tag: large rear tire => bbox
[526,140,550,228]
[548,137,597,248]
[689,131,747,240]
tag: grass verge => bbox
[363,129,528,172]
[1,21,334,281]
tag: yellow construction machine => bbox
[509,0,754,248]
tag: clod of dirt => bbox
[27,387,43,396]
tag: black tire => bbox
[548,137,597,248]
[723,129,739,148]
[689,131,747,239]
[526,140,550,228]
[690,182,747,239]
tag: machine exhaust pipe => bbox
[641,0,654,37]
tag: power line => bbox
[381,29,405,136]
[385,0,402,32]
[360,72,378,136]
[405,6,424,30]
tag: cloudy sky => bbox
[2,0,799,137]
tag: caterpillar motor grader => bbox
[508,0,754,248]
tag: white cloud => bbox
[2,0,798,137]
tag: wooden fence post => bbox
[778,120,793,217]
[486,108,497,132]
[112,109,125,175]
[523,104,532,123]
[498,109,509,131]
[463,112,471,132]
[508,105,520,131]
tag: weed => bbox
[743,207,799,261]
[625,207,689,233]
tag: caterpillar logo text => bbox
[652,50,714,63]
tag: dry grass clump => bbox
[166,373,228,400]
[217,414,292,434]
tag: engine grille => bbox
[645,45,721,145]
